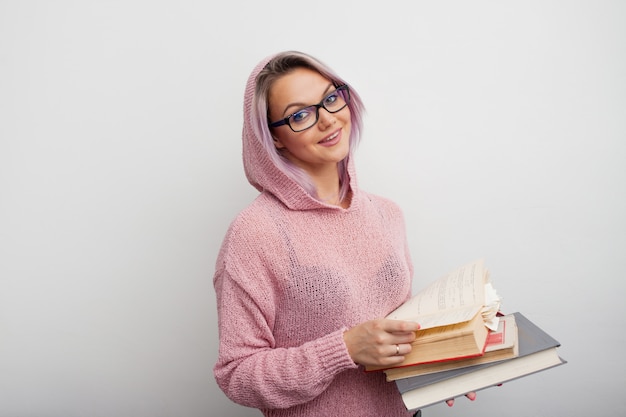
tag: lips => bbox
[318,129,341,146]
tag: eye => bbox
[324,92,339,106]
[291,108,313,124]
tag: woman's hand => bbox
[344,320,481,407]
[343,319,420,367]
[445,383,504,406]
[445,391,477,407]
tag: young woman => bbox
[213,51,474,416]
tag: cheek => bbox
[342,118,352,140]
[341,110,352,131]
[273,130,297,150]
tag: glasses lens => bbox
[323,86,350,113]
[288,105,318,132]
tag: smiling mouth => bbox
[319,130,340,143]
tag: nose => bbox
[317,108,336,130]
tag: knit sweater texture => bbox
[213,54,415,417]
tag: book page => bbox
[387,260,487,329]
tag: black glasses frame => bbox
[269,85,350,132]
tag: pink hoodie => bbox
[213,53,415,417]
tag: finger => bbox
[384,319,421,333]
[446,399,454,407]
[392,332,418,346]
[385,343,399,358]
[465,391,477,401]
[391,343,410,357]
[385,344,402,360]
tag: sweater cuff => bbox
[314,327,359,375]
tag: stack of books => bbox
[366,260,567,411]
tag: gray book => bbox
[396,312,566,410]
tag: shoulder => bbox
[358,190,406,220]
[215,193,287,269]
[223,193,283,245]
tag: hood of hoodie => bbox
[241,54,358,212]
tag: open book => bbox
[384,313,519,381]
[365,259,501,372]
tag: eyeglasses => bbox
[269,85,350,132]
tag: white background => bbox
[1,1,624,416]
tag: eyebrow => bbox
[281,83,335,117]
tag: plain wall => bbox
[1,1,625,416]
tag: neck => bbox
[314,169,351,208]
[306,164,342,206]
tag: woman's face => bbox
[268,67,351,177]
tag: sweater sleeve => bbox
[213,266,358,410]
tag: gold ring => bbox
[395,344,400,355]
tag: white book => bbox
[400,347,565,410]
